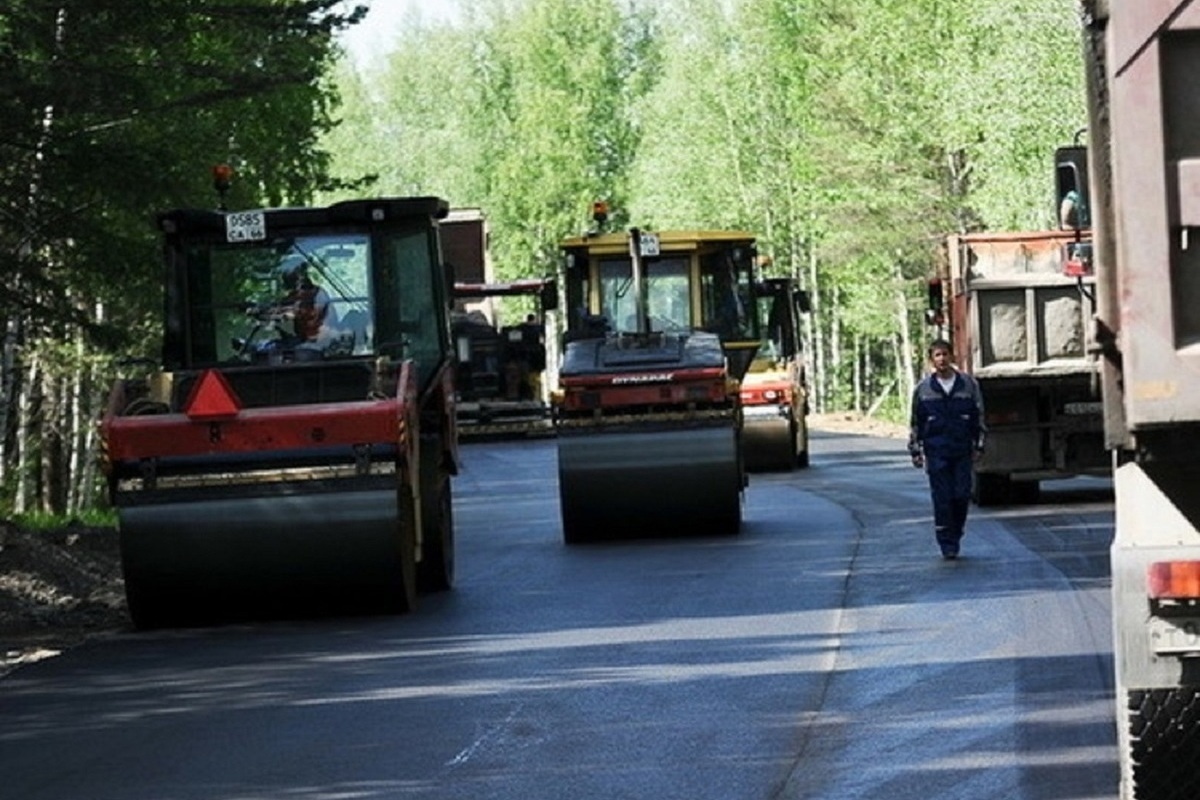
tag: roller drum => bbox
[119,481,414,627]
[557,423,742,542]
[741,414,797,471]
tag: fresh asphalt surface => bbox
[0,428,1118,799]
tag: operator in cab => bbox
[279,256,333,342]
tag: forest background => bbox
[0,0,1087,519]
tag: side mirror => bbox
[1055,145,1090,231]
[792,289,812,314]
[924,277,944,326]
[1062,241,1094,277]
[540,279,559,312]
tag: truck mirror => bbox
[1062,241,1094,277]
[924,277,944,326]
[541,280,559,312]
[1055,145,1090,230]
[792,289,812,314]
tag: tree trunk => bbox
[807,243,824,414]
[0,316,18,487]
[866,377,897,417]
[14,350,39,516]
[894,263,916,420]
[8,8,67,514]
[78,359,103,513]
[40,354,63,515]
[829,283,841,409]
[67,331,84,513]
[852,334,863,413]
[74,304,105,513]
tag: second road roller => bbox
[553,208,764,543]
[739,275,812,471]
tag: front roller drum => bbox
[557,424,742,543]
[119,482,417,628]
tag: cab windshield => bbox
[597,256,691,332]
[183,234,372,364]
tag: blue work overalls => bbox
[908,371,985,553]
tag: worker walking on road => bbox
[908,339,986,560]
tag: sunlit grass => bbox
[9,508,117,530]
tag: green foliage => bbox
[0,0,365,514]
[320,0,1085,417]
[323,0,661,281]
[0,0,1089,511]
[1,0,363,349]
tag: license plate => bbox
[742,405,787,419]
[225,210,266,242]
[1063,401,1103,415]
[1149,616,1200,655]
[639,233,660,256]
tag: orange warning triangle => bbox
[184,369,241,420]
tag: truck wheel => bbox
[1013,480,1040,504]
[418,435,455,593]
[1128,688,1200,797]
[973,472,1011,507]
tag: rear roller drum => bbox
[417,434,455,593]
[387,466,420,614]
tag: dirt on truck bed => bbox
[0,521,127,677]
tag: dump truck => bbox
[740,277,811,471]
[441,207,490,285]
[553,213,761,543]
[930,228,1107,505]
[100,194,458,628]
[1076,2,1200,796]
[451,277,558,437]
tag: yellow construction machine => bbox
[553,210,764,542]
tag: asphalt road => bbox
[0,429,1118,800]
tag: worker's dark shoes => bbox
[941,546,959,560]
